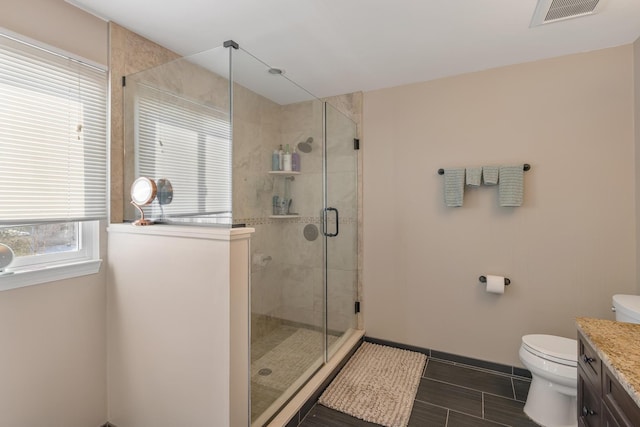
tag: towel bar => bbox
[479,275,511,286]
[438,164,530,175]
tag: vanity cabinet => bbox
[577,330,640,427]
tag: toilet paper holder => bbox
[479,275,510,286]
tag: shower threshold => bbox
[258,328,364,427]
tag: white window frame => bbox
[0,222,101,292]
[0,29,105,291]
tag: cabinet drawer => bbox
[578,334,601,388]
[579,371,602,427]
[602,366,640,427]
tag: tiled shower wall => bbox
[236,94,362,336]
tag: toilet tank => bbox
[612,294,640,324]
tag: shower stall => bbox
[122,41,360,426]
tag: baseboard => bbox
[364,336,531,379]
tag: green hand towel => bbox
[499,165,524,207]
[444,168,465,207]
[466,167,482,186]
[482,166,499,185]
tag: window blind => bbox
[0,33,108,224]
[135,83,232,219]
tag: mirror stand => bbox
[131,201,154,226]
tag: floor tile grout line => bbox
[410,397,472,417]
[510,377,516,400]
[444,408,449,427]
[448,409,513,427]
[482,391,485,419]
[428,357,531,381]
[421,376,522,401]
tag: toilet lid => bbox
[522,334,577,367]
[613,294,640,321]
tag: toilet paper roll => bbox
[485,275,505,294]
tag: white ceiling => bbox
[68,0,640,100]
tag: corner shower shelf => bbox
[268,171,301,175]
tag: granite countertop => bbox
[576,317,640,407]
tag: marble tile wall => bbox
[242,96,361,336]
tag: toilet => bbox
[612,294,640,324]
[518,295,640,427]
[519,334,577,427]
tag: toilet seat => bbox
[521,334,577,367]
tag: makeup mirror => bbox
[0,243,14,274]
[130,176,157,226]
[156,178,173,205]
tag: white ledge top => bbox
[108,223,255,241]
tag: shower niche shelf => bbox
[270,171,298,217]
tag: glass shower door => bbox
[324,103,359,360]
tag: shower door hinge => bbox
[122,76,126,87]
[355,301,361,313]
[354,138,360,150]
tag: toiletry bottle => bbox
[272,149,279,171]
[278,144,284,171]
[292,147,300,172]
[283,144,292,171]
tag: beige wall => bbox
[363,45,637,367]
[0,2,108,426]
[2,0,107,65]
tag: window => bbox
[0,30,107,289]
[133,82,232,223]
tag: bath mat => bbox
[319,342,426,427]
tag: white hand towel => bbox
[499,165,524,207]
[482,166,499,185]
[466,167,482,186]
[444,168,465,207]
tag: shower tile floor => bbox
[298,358,538,426]
[251,323,338,423]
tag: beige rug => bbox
[319,342,426,427]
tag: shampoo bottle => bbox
[292,147,300,172]
[278,144,284,171]
[283,144,292,171]
[272,149,279,171]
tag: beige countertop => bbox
[576,317,640,407]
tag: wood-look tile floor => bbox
[298,358,539,427]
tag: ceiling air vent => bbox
[530,0,607,27]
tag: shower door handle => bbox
[323,207,339,237]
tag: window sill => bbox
[0,259,102,292]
